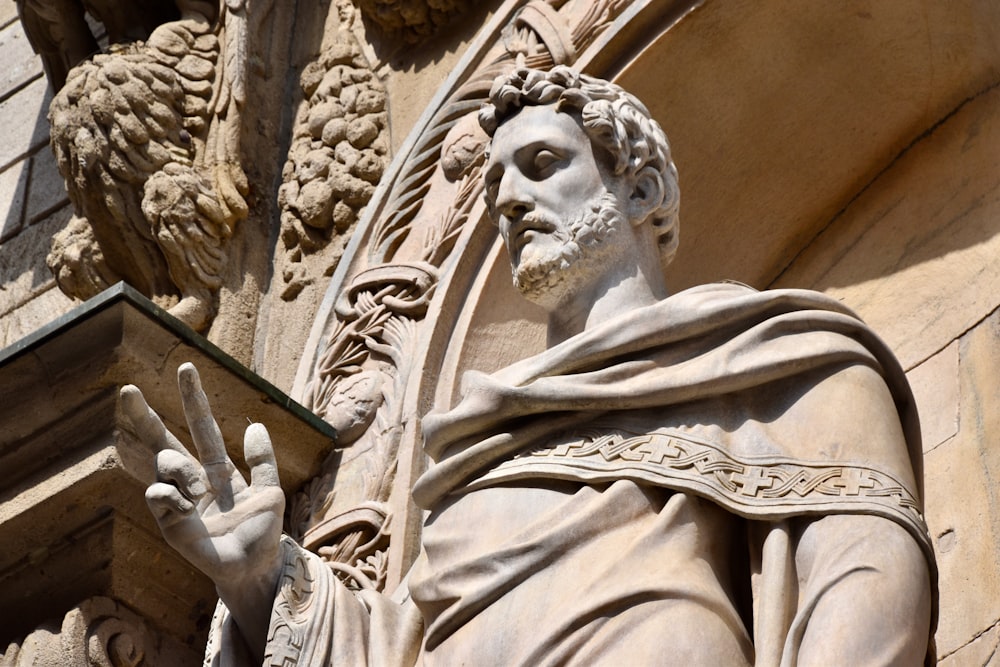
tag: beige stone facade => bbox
[1,0,998,662]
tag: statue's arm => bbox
[122,362,423,665]
[787,513,931,666]
[121,363,284,660]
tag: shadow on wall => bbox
[0,68,65,299]
[773,84,1000,295]
[608,0,1000,296]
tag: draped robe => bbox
[207,283,935,666]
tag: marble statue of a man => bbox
[123,66,934,665]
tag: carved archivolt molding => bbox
[44,1,266,331]
[289,262,434,590]
[277,6,389,302]
[291,0,635,591]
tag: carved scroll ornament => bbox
[0,596,165,666]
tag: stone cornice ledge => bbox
[0,282,334,661]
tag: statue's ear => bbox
[628,166,667,226]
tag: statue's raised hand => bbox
[121,362,283,652]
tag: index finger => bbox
[120,384,192,457]
[177,362,229,466]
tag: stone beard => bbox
[509,191,624,301]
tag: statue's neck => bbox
[545,269,667,347]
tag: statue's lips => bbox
[509,216,557,255]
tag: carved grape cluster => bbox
[355,0,470,43]
[278,39,388,259]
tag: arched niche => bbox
[292,0,999,586]
[398,0,1000,418]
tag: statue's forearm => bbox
[214,551,284,662]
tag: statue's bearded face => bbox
[484,104,630,309]
[506,191,625,302]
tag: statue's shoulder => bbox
[674,281,860,319]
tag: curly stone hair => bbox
[479,65,680,268]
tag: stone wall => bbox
[0,4,75,347]
[776,83,1000,663]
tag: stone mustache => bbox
[122,66,935,665]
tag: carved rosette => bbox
[277,9,389,302]
[291,0,634,592]
[44,0,261,331]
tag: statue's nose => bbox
[495,173,534,220]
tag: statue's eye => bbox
[532,149,560,175]
[484,177,499,208]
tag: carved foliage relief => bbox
[289,0,634,591]
[354,0,472,44]
[277,12,388,302]
[43,1,264,331]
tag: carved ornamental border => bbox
[471,428,927,535]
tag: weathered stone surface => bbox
[939,620,1000,666]
[924,310,1000,657]
[46,9,242,332]
[0,4,18,28]
[0,284,75,348]
[276,16,388,298]
[774,86,1000,371]
[0,19,43,99]
[907,341,959,454]
[0,206,71,317]
[0,76,49,171]
[25,145,68,223]
[355,0,470,44]
[0,162,28,243]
